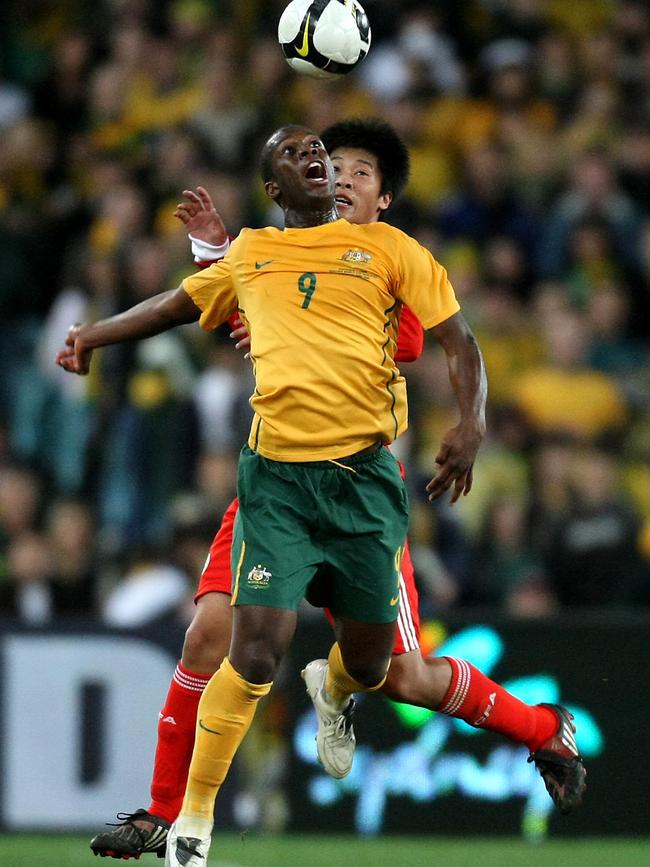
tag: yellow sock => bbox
[177,657,271,835]
[324,642,388,708]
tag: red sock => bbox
[148,662,212,822]
[439,657,557,752]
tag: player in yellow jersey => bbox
[182,215,460,462]
[56,126,585,867]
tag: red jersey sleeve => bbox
[395,305,424,362]
[226,310,242,331]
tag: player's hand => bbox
[426,421,483,504]
[229,317,251,358]
[54,324,94,375]
[174,186,227,246]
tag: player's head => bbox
[260,125,335,213]
[320,118,410,224]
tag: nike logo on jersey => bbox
[390,595,399,606]
[296,14,311,57]
[255,259,273,269]
[159,713,177,725]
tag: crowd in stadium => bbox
[1,0,649,625]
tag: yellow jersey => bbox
[183,219,459,461]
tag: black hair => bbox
[320,117,410,205]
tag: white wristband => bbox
[189,234,230,263]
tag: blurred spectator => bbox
[614,0,650,84]
[625,30,650,125]
[0,117,59,330]
[101,544,190,628]
[617,126,650,217]
[0,491,97,621]
[482,235,530,296]
[526,433,576,553]
[0,531,54,624]
[563,217,622,307]
[536,31,580,121]
[455,403,532,542]
[408,539,459,617]
[241,35,292,125]
[189,56,258,172]
[95,238,198,549]
[562,80,621,157]
[542,446,648,606]
[488,0,547,45]
[0,67,30,129]
[193,340,253,454]
[193,451,239,521]
[118,34,201,137]
[467,495,555,616]
[9,266,96,493]
[473,287,543,404]
[32,32,92,140]
[45,497,97,613]
[437,144,540,264]
[482,37,555,132]
[87,179,148,257]
[512,307,628,440]
[360,6,465,102]
[0,464,42,551]
[536,152,643,279]
[169,494,219,582]
[586,281,648,382]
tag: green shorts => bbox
[230,444,409,623]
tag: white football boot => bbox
[165,819,211,867]
[301,659,356,779]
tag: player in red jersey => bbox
[88,119,585,860]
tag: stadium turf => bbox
[0,834,648,867]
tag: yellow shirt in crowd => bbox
[183,219,459,461]
[513,368,627,439]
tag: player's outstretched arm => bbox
[55,286,201,375]
[426,311,487,504]
[175,186,252,357]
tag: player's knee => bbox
[382,654,451,707]
[381,660,425,704]
[345,656,390,689]
[231,643,279,684]
[182,616,228,673]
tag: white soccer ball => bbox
[278,0,371,80]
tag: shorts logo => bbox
[247,564,272,588]
[341,248,372,264]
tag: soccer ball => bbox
[278,0,371,80]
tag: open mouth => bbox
[305,160,327,181]
[335,194,353,208]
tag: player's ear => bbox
[265,180,281,202]
[377,191,393,214]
